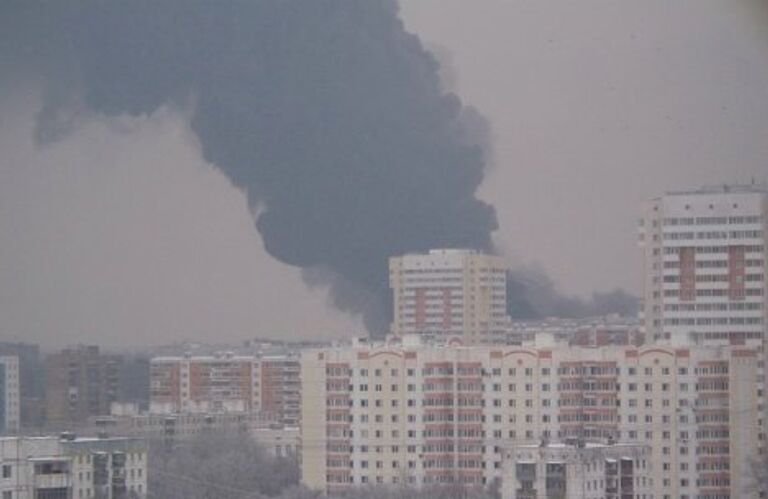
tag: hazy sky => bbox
[403,0,768,291]
[1,1,767,347]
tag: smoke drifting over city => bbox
[0,1,641,337]
[2,0,500,334]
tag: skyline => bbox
[1,1,767,347]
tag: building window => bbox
[2,465,11,478]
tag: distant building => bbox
[149,353,300,425]
[82,410,298,455]
[506,316,644,347]
[0,434,147,499]
[259,355,300,426]
[390,249,510,344]
[45,346,123,427]
[301,336,761,498]
[86,411,256,445]
[502,442,652,499]
[639,184,768,346]
[0,357,19,434]
[149,353,258,414]
[0,343,44,429]
[251,425,300,458]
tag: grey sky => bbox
[1,1,767,347]
[0,91,362,347]
[403,0,768,294]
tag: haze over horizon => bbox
[1,0,767,347]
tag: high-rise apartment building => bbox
[0,357,19,434]
[149,353,301,424]
[0,435,147,499]
[639,184,767,345]
[301,337,762,498]
[389,249,510,344]
[45,346,122,427]
[260,355,301,426]
[0,343,44,430]
[150,353,260,414]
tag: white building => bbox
[639,184,767,346]
[502,442,652,499]
[0,357,19,434]
[251,425,300,458]
[0,435,147,499]
[301,337,761,498]
[390,249,510,344]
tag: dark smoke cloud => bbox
[506,268,639,320]
[2,1,496,335]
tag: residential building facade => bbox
[0,343,44,430]
[149,353,300,425]
[0,435,147,499]
[45,346,122,427]
[501,442,652,499]
[149,353,259,414]
[639,184,768,346]
[0,357,19,434]
[390,249,510,344]
[259,356,301,426]
[301,337,761,498]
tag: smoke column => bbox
[1,1,497,335]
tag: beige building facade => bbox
[0,435,147,499]
[639,184,768,346]
[301,338,762,498]
[390,249,510,344]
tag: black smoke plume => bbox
[506,268,639,320]
[1,1,497,335]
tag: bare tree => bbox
[148,432,299,499]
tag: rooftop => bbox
[666,183,767,196]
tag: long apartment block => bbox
[149,353,300,425]
[301,337,763,498]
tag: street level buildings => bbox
[390,249,510,344]
[301,337,761,498]
[0,435,147,499]
[639,184,768,346]
[501,442,652,499]
[0,357,19,434]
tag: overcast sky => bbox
[1,1,767,348]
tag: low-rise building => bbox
[502,442,651,499]
[85,411,260,444]
[0,435,147,499]
[251,425,300,458]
